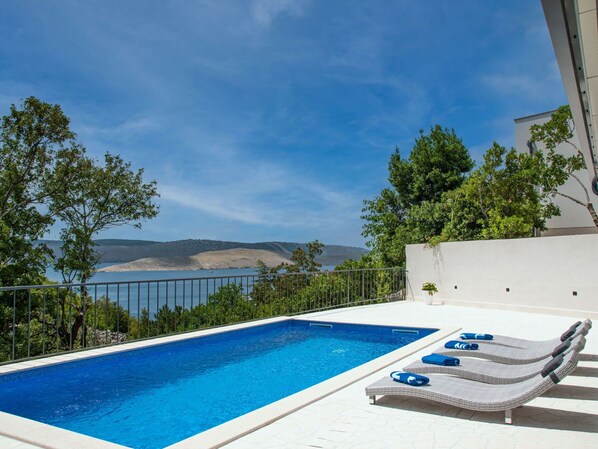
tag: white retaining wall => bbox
[406,234,598,317]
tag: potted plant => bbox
[421,282,438,305]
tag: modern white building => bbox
[512,0,598,236]
[543,0,598,185]
[407,0,598,315]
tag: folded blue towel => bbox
[444,340,479,350]
[390,371,429,386]
[422,353,460,366]
[460,333,494,340]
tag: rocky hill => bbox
[99,248,292,272]
[40,238,368,268]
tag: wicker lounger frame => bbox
[434,336,575,364]
[404,335,585,384]
[365,350,579,424]
[459,319,591,349]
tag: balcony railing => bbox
[0,267,406,364]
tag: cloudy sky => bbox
[0,0,567,247]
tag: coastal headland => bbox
[99,248,291,272]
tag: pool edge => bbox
[165,325,459,449]
[0,411,131,449]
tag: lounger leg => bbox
[369,395,377,405]
[504,409,513,424]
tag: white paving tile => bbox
[0,435,43,449]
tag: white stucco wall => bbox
[406,234,598,316]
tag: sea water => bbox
[45,264,260,284]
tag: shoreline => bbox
[98,264,264,273]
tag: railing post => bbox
[12,290,16,361]
[346,272,350,304]
[361,270,365,300]
[27,290,31,358]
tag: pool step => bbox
[392,328,419,335]
[309,322,333,328]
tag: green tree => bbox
[530,105,598,229]
[88,297,137,345]
[0,97,84,361]
[388,125,475,209]
[51,153,159,284]
[0,97,81,286]
[253,240,324,306]
[436,143,560,241]
[290,240,324,272]
[362,125,474,266]
[50,152,159,348]
[360,120,583,259]
[256,240,324,276]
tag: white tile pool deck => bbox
[1,301,597,449]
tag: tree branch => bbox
[568,172,591,203]
[550,190,587,207]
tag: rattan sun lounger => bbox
[435,329,581,364]
[365,350,578,424]
[459,319,591,348]
[404,334,586,384]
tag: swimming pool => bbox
[0,319,437,449]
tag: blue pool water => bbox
[0,320,436,449]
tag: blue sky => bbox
[0,0,567,247]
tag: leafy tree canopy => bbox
[435,143,560,242]
[360,112,586,267]
[388,125,474,210]
[51,152,159,285]
[0,97,82,286]
[362,125,473,266]
[257,240,325,275]
[290,240,323,272]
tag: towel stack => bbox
[460,333,493,340]
[444,340,479,350]
[390,371,429,386]
[422,353,460,366]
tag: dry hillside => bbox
[99,248,292,272]
[41,238,368,265]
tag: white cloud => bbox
[158,147,360,230]
[159,172,358,227]
[78,116,159,141]
[481,66,562,104]
[251,0,311,26]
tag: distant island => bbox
[40,238,368,272]
[99,248,292,272]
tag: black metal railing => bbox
[0,267,406,364]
